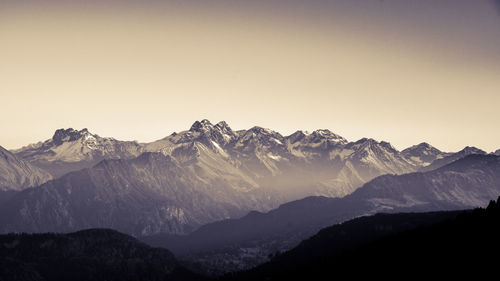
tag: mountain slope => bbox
[0,151,280,236]
[14,128,143,178]
[226,197,500,280]
[142,154,500,273]
[0,146,52,192]
[0,228,203,281]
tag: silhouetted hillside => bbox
[224,196,500,280]
[0,229,204,281]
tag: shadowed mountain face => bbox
[225,197,500,281]
[0,146,52,192]
[0,152,281,236]
[142,154,500,273]
[0,228,203,281]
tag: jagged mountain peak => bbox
[350,138,382,148]
[347,138,397,151]
[187,120,236,144]
[215,120,230,130]
[52,127,94,145]
[379,141,397,151]
[494,149,500,156]
[286,130,308,143]
[189,119,214,132]
[310,129,344,140]
[402,142,441,154]
[416,142,432,148]
[354,137,375,144]
[286,129,347,150]
[401,142,446,167]
[248,126,277,135]
[458,146,486,155]
[15,128,143,178]
[237,127,285,146]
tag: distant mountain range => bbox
[1,120,499,277]
[0,120,496,238]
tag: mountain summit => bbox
[402,142,448,166]
[15,128,142,177]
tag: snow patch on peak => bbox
[210,140,229,158]
[272,138,283,145]
[267,153,282,161]
[249,126,273,135]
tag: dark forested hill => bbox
[224,196,500,280]
[0,229,204,281]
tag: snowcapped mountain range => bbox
[11,120,455,196]
[0,120,496,237]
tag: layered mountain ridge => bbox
[142,154,500,273]
[1,120,493,238]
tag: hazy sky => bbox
[1,0,499,152]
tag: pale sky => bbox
[1,0,499,152]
